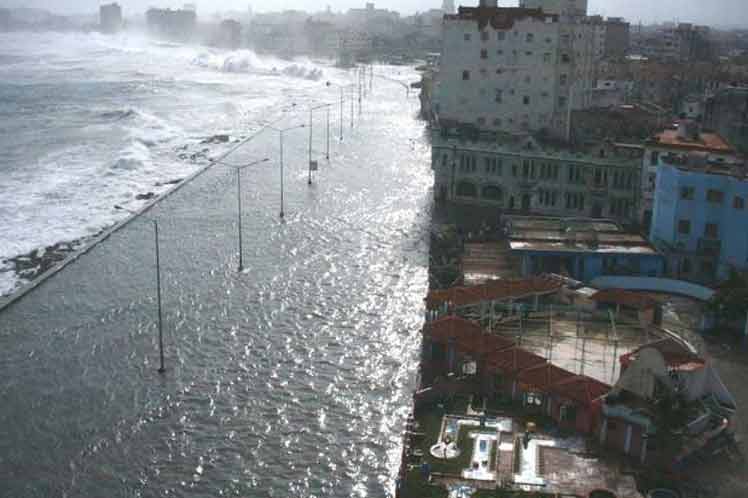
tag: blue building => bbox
[505,216,664,282]
[650,162,748,282]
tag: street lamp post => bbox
[214,157,270,271]
[266,124,306,219]
[114,204,166,374]
[308,103,331,185]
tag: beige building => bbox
[433,0,595,140]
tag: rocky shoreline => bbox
[0,132,242,298]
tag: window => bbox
[680,186,695,200]
[650,151,659,166]
[560,74,568,86]
[497,32,506,41]
[558,96,567,107]
[707,189,724,204]
[497,50,504,56]
[734,196,745,209]
[481,31,489,41]
[495,89,503,103]
[705,223,719,239]
[526,33,534,43]
[561,53,571,63]
[462,70,470,80]
[480,48,488,59]
[702,260,715,276]
[678,219,691,235]
[525,51,533,56]
[523,96,530,105]
[464,33,472,41]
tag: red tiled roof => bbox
[590,288,658,310]
[425,316,514,354]
[425,276,562,310]
[620,337,705,370]
[551,375,611,405]
[484,346,546,375]
[655,129,735,153]
[517,363,577,391]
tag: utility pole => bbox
[237,167,243,269]
[308,108,313,185]
[113,205,166,374]
[280,130,284,218]
[153,219,165,374]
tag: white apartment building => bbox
[432,0,595,140]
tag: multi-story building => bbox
[431,133,643,224]
[589,16,629,61]
[640,122,738,229]
[0,8,11,31]
[99,3,122,34]
[649,158,748,282]
[146,8,197,42]
[432,0,595,140]
[704,86,748,154]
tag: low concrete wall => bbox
[590,276,715,302]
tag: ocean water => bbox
[0,31,432,497]
[0,31,359,296]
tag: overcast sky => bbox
[2,0,747,28]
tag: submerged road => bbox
[0,73,432,497]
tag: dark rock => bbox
[200,134,230,144]
[135,192,156,200]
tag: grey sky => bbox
[2,0,747,27]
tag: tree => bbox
[706,269,748,324]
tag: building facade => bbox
[99,3,123,33]
[704,86,748,155]
[432,134,643,223]
[649,161,748,282]
[433,1,595,139]
[504,216,663,281]
[640,123,738,230]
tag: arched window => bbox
[482,185,503,201]
[456,181,478,197]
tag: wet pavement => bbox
[0,74,433,497]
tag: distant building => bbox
[704,86,748,154]
[99,3,123,34]
[641,122,739,231]
[441,0,455,15]
[215,19,242,49]
[519,0,588,18]
[0,9,10,31]
[571,103,663,144]
[589,16,629,61]
[503,215,663,281]
[146,8,197,42]
[346,2,400,37]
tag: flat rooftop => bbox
[653,129,735,154]
[504,216,658,255]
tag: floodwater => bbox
[0,32,433,498]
